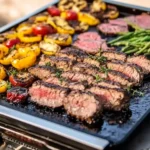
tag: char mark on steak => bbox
[39,55,76,71]
[45,76,86,91]
[86,86,129,111]
[127,55,150,74]
[29,80,70,108]
[106,61,143,85]
[28,65,56,80]
[101,51,127,62]
[64,91,103,124]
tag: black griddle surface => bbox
[0,3,150,146]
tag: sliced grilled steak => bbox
[109,18,128,27]
[127,55,150,74]
[87,86,129,111]
[57,47,100,67]
[73,40,114,54]
[97,23,128,35]
[62,71,95,84]
[73,40,103,54]
[125,14,150,29]
[64,91,102,124]
[45,76,86,91]
[29,81,70,108]
[72,62,133,87]
[106,70,133,87]
[101,51,126,62]
[28,66,56,80]
[77,32,102,41]
[39,55,76,71]
[107,61,143,85]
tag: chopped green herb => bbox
[126,87,144,97]
[94,74,103,83]
[10,45,16,52]
[99,66,110,76]
[88,55,107,63]
[8,69,18,76]
[45,62,51,67]
[7,81,12,90]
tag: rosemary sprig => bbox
[99,66,110,76]
[126,87,144,97]
[8,69,18,76]
[7,81,12,90]
[94,74,103,83]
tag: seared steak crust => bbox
[106,61,143,85]
[28,65,56,80]
[57,47,100,67]
[39,55,76,71]
[63,91,103,124]
[127,55,150,74]
[101,51,126,62]
[87,86,129,111]
[29,81,70,108]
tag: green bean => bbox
[125,48,138,54]
[135,43,150,55]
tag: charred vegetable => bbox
[58,0,87,12]
[0,65,6,80]
[68,21,89,32]
[47,6,61,16]
[61,10,78,21]
[5,38,20,48]
[0,80,7,93]
[7,87,28,103]
[44,33,72,46]
[9,72,35,87]
[90,0,106,12]
[0,44,9,59]
[47,16,75,34]
[40,41,61,55]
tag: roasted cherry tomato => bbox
[32,24,56,36]
[7,87,28,103]
[47,6,61,16]
[61,10,78,21]
[5,38,20,48]
[9,72,35,87]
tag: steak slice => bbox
[73,40,114,54]
[28,65,56,80]
[39,55,76,71]
[109,18,128,26]
[72,62,133,87]
[57,47,100,67]
[97,23,128,35]
[29,81,70,108]
[61,71,95,84]
[106,61,143,85]
[64,91,103,124]
[45,76,86,91]
[87,86,129,111]
[77,32,102,41]
[101,51,126,62]
[127,55,150,74]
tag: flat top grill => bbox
[0,0,150,149]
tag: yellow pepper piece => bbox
[109,11,119,19]
[3,31,17,39]
[44,33,72,46]
[17,23,33,34]
[17,29,42,43]
[0,65,6,80]
[0,44,9,59]
[0,80,7,93]
[78,12,100,26]
[40,41,61,55]
[0,50,20,65]
[12,51,37,70]
[18,45,40,57]
[35,16,48,23]
[47,17,75,34]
